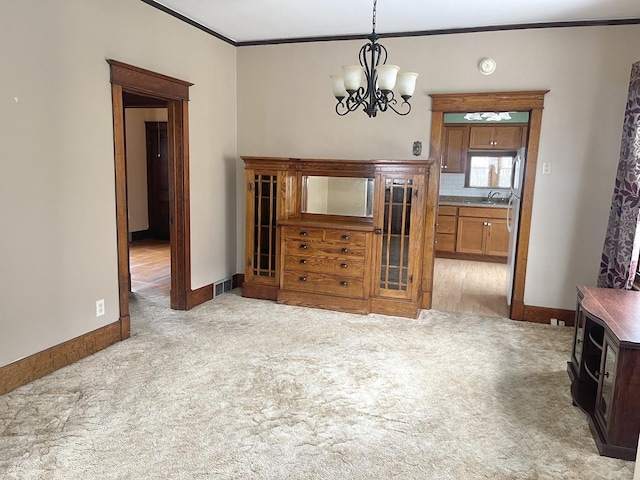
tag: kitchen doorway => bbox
[422,91,549,321]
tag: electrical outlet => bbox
[558,320,566,327]
[96,299,105,317]
[550,318,558,326]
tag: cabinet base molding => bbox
[370,297,421,319]
[277,290,369,315]
[242,282,279,301]
[0,320,122,395]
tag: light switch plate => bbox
[542,162,552,175]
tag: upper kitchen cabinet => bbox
[441,125,469,173]
[469,125,523,150]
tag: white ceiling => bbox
[149,0,640,44]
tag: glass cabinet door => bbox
[373,174,423,300]
[596,338,618,430]
[247,171,279,284]
[571,306,585,370]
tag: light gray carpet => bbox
[0,290,635,479]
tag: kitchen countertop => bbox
[439,195,509,208]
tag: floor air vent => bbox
[214,278,233,298]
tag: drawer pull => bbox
[300,244,308,249]
[340,281,348,286]
[299,276,307,282]
[340,263,348,268]
[341,247,349,253]
[300,231,307,236]
[300,259,307,264]
[342,234,350,240]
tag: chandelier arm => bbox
[386,100,412,116]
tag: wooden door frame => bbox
[421,90,549,320]
[108,60,194,339]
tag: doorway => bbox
[108,60,194,340]
[422,91,549,321]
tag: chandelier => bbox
[330,0,419,117]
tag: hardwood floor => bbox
[129,239,170,296]
[432,258,509,317]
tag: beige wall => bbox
[237,25,640,311]
[125,108,168,233]
[0,0,237,367]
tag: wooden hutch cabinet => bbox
[241,156,434,318]
[568,285,640,460]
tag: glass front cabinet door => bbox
[372,173,426,305]
[596,337,618,434]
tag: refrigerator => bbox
[506,147,526,305]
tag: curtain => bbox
[598,60,640,289]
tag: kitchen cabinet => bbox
[456,206,509,257]
[435,205,457,253]
[441,126,469,173]
[469,125,522,150]
[568,286,640,461]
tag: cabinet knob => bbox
[487,222,492,226]
[341,247,349,253]
[300,231,307,236]
[300,244,308,249]
[604,371,610,378]
[374,228,382,235]
[577,339,582,344]
[341,263,348,268]
[300,259,307,264]
[299,276,307,282]
[340,281,348,286]
[342,234,350,240]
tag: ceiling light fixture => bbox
[330,0,419,118]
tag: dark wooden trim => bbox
[138,0,236,46]
[430,91,549,112]
[187,284,214,309]
[111,83,131,338]
[522,305,575,326]
[0,321,122,395]
[236,19,640,46]
[232,273,245,289]
[107,60,193,101]
[427,91,548,321]
[137,0,639,47]
[109,61,193,312]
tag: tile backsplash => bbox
[439,173,510,198]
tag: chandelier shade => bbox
[330,0,418,117]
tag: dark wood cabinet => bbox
[455,207,509,257]
[435,205,457,253]
[469,125,522,150]
[568,286,640,460]
[441,126,469,173]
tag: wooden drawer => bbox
[283,239,365,259]
[435,233,455,252]
[436,215,456,234]
[458,206,507,219]
[282,271,365,298]
[283,255,365,276]
[438,205,457,216]
[283,226,366,245]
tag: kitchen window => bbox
[466,152,515,189]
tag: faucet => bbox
[487,190,501,200]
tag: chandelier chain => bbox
[372,0,377,34]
